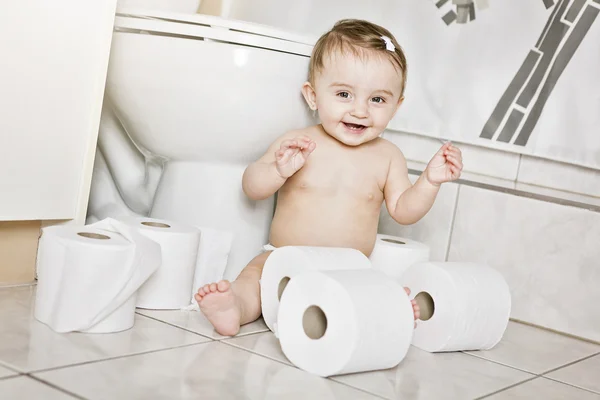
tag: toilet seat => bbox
[115,8,316,57]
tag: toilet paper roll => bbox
[34,222,161,333]
[369,234,430,281]
[260,246,371,334]
[188,227,234,305]
[277,269,414,377]
[401,261,511,352]
[116,216,201,309]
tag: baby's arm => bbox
[242,131,315,200]
[383,145,441,225]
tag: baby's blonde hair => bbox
[309,19,408,97]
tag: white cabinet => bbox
[0,1,117,222]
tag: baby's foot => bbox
[195,280,242,336]
[404,287,420,327]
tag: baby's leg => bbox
[195,251,271,336]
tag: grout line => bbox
[474,376,539,399]
[444,184,461,261]
[28,342,211,375]
[406,167,600,213]
[216,330,271,341]
[540,351,600,375]
[509,318,600,345]
[0,283,36,290]
[543,374,600,396]
[515,154,522,182]
[0,374,22,381]
[460,351,538,375]
[134,312,216,340]
[27,374,88,400]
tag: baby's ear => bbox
[301,81,318,110]
[392,95,405,117]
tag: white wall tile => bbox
[448,185,600,342]
[378,174,458,261]
[518,155,600,198]
[384,130,521,181]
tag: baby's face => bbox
[309,50,404,146]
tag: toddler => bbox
[195,19,463,336]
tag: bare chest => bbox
[283,146,387,201]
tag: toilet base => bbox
[150,160,274,281]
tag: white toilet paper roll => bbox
[369,234,430,281]
[117,216,201,309]
[401,262,511,352]
[260,246,371,334]
[34,223,161,333]
[188,227,234,305]
[277,269,414,377]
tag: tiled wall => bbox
[378,130,600,343]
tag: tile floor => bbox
[1,285,599,400]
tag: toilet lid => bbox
[114,8,316,57]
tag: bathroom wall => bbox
[378,130,600,343]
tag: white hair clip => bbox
[381,35,395,52]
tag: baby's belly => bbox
[269,190,382,256]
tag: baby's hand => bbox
[275,136,316,178]
[425,142,463,185]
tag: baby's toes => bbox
[209,283,218,292]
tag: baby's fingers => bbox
[276,148,295,164]
[301,141,317,157]
[445,154,463,170]
[280,139,299,150]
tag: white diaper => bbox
[262,244,277,252]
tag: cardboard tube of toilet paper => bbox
[401,262,511,352]
[369,234,430,281]
[117,216,201,309]
[260,246,371,334]
[277,269,414,377]
[34,223,161,333]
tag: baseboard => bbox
[0,221,42,284]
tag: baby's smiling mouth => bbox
[343,122,368,132]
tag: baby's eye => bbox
[371,97,385,103]
[337,91,350,99]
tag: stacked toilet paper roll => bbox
[369,234,430,281]
[401,261,511,352]
[117,216,201,310]
[260,246,371,334]
[35,222,161,333]
[277,269,414,377]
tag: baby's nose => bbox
[351,102,369,118]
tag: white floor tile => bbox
[485,377,600,399]
[465,322,600,374]
[224,332,291,365]
[546,353,600,394]
[225,332,536,399]
[0,376,75,399]
[35,341,381,400]
[330,346,532,400]
[0,286,210,372]
[137,309,269,339]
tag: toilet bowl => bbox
[93,7,316,280]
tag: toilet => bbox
[91,5,317,280]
